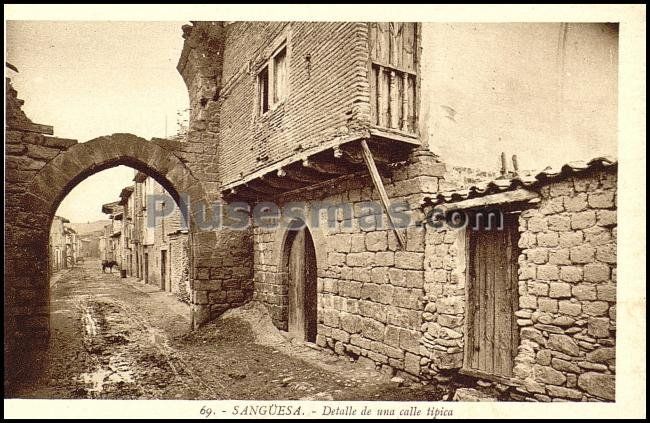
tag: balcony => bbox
[369,22,419,139]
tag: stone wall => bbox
[5,75,225,388]
[190,228,254,325]
[177,22,255,327]
[418,166,617,401]
[168,233,191,303]
[252,150,445,378]
[420,226,467,379]
[5,78,79,389]
[512,169,617,402]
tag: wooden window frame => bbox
[367,22,421,135]
[257,42,288,116]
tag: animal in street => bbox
[102,260,119,273]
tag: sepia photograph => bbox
[3,4,645,419]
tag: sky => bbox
[6,21,189,223]
[420,23,618,171]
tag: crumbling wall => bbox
[5,77,78,390]
[177,22,254,327]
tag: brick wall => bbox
[217,21,371,186]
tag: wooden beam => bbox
[439,189,540,212]
[284,166,323,184]
[369,127,420,146]
[303,156,354,176]
[360,139,406,249]
[340,149,364,165]
[340,142,394,165]
[243,180,280,196]
[260,173,308,191]
[225,187,258,202]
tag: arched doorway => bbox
[282,221,317,343]
[4,133,206,391]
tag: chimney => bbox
[512,154,520,177]
[499,152,507,179]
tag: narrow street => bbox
[16,259,447,400]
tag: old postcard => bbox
[3,4,646,419]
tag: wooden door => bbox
[160,251,167,291]
[287,227,317,342]
[144,253,149,284]
[136,250,140,279]
[465,213,519,379]
[167,246,172,292]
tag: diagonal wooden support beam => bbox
[359,139,406,249]
[340,142,395,165]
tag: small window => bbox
[258,65,269,114]
[257,43,288,115]
[273,47,287,103]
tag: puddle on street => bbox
[79,355,136,397]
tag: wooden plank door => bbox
[303,229,317,342]
[144,253,149,285]
[167,247,172,292]
[287,227,317,342]
[160,251,167,291]
[466,214,519,379]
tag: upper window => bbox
[258,44,288,115]
[273,47,287,104]
[258,65,269,114]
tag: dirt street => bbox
[14,259,449,400]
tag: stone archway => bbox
[6,79,253,395]
[4,133,209,391]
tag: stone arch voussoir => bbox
[26,133,204,222]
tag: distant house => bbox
[49,215,69,273]
[101,171,190,302]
